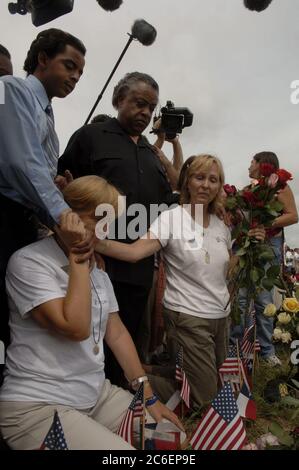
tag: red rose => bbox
[243,190,258,205]
[250,219,259,229]
[260,163,275,177]
[276,169,293,186]
[223,184,237,196]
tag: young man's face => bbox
[0,54,13,77]
[37,44,85,99]
[117,81,158,136]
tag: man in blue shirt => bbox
[0,29,90,358]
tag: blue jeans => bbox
[231,235,283,358]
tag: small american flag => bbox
[117,384,144,445]
[219,345,240,374]
[190,383,247,450]
[241,312,256,365]
[254,338,261,353]
[219,345,243,392]
[39,411,68,450]
[175,347,191,408]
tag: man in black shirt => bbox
[58,72,177,384]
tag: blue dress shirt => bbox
[0,74,69,226]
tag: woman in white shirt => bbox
[96,155,265,407]
[0,175,182,450]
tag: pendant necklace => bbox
[90,275,103,355]
[202,217,210,264]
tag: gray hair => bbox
[112,72,159,109]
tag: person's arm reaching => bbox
[95,234,161,263]
[169,136,184,172]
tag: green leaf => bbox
[266,265,281,279]
[250,268,260,283]
[274,278,285,289]
[225,198,237,210]
[280,396,299,408]
[290,379,299,390]
[259,251,275,261]
[269,200,284,212]
[269,422,294,447]
[243,237,250,248]
[262,278,276,291]
[236,247,247,256]
[239,256,246,268]
[295,287,299,302]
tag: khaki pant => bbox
[150,308,229,408]
[0,379,135,450]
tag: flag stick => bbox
[236,340,243,388]
[180,398,184,420]
[140,384,145,450]
[252,325,257,376]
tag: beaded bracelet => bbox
[145,394,159,407]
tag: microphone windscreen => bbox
[96,0,123,11]
[131,19,157,46]
[244,0,273,12]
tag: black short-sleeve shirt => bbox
[58,118,178,287]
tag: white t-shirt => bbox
[149,206,231,319]
[0,236,118,409]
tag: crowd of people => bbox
[0,29,298,450]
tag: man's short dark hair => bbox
[253,151,279,170]
[23,28,86,75]
[91,114,112,124]
[112,72,159,109]
[0,44,11,60]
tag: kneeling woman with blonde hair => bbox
[95,156,265,407]
[0,175,182,450]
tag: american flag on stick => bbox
[175,346,191,409]
[190,383,247,450]
[117,383,144,445]
[39,411,68,450]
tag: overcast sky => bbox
[1,0,298,246]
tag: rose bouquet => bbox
[224,164,293,322]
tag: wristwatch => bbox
[131,375,149,391]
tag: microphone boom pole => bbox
[84,33,134,125]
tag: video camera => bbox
[8,0,74,26]
[152,101,193,140]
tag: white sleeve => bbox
[103,273,119,314]
[148,209,172,248]
[6,251,65,318]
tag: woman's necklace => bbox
[202,215,211,264]
[90,274,103,355]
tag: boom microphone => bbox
[244,0,273,12]
[131,19,157,46]
[84,19,157,124]
[96,0,123,11]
